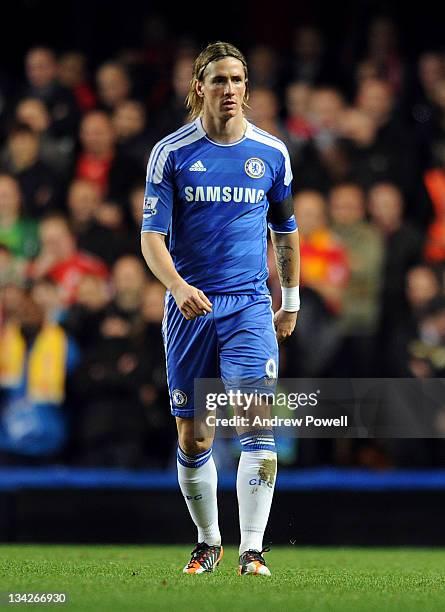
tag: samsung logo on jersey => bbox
[184,186,265,204]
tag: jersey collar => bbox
[195,117,251,146]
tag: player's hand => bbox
[273,308,298,343]
[170,279,213,320]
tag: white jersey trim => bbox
[147,119,206,184]
[199,117,248,147]
[146,122,195,181]
[245,122,293,187]
[140,229,168,235]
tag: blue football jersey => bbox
[141,118,296,294]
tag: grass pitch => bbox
[1,545,445,611]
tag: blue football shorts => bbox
[162,292,279,418]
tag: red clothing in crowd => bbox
[73,83,97,112]
[286,116,314,140]
[47,251,108,305]
[300,228,349,313]
[76,154,113,196]
[423,168,445,263]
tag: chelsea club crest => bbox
[245,157,265,179]
[172,389,188,407]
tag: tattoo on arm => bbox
[274,245,293,285]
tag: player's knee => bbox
[176,417,213,456]
[178,433,213,456]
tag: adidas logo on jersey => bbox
[189,160,207,172]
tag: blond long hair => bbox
[186,41,249,119]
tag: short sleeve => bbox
[267,148,293,204]
[141,148,174,235]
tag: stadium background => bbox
[1,0,445,544]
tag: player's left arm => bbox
[270,216,300,343]
[267,145,301,343]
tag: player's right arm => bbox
[140,144,212,320]
[141,233,212,320]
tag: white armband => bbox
[281,285,300,312]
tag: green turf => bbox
[1,545,445,611]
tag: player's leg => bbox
[176,416,222,573]
[163,292,222,572]
[235,416,276,576]
[216,294,278,576]
[176,417,217,546]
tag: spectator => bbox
[385,263,441,378]
[0,173,39,259]
[285,26,334,86]
[63,274,109,349]
[407,296,445,378]
[339,104,432,225]
[0,290,79,461]
[247,45,280,89]
[76,110,141,204]
[30,276,64,324]
[154,54,193,137]
[418,53,445,103]
[22,47,79,138]
[293,190,349,313]
[67,178,131,266]
[107,255,147,328]
[336,107,384,188]
[368,182,424,334]
[15,97,74,177]
[353,59,386,93]
[96,62,131,112]
[356,78,395,129]
[284,81,314,145]
[58,51,96,112]
[408,265,442,311]
[112,100,154,167]
[292,87,346,192]
[31,213,108,305]
[1,123,59,217]
[247,87,289,141]
[329,183,384,375]
[310,87,345,135]
[407,52,445,130]
[356,78,422,209]
[63,274,110,350]
[363,16,405,94]
[71,308,160,468]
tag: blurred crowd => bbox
[1,15,445,469]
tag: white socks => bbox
[177,446,221,546]
[237,431,277,554]
[177,430,277,554]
